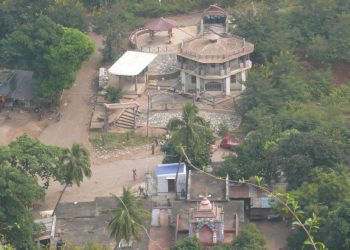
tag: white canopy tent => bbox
[108,51,157,93]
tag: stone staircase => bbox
[113,109,141,129]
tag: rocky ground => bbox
[148,54,179,75]
[137,110,241,133]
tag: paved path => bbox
[39,33,103,149]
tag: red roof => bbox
[145,17,176,31]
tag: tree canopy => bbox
[170,237,202,250]
[108,187,149,244]
[232,223,267,250]
[0,164,44,249]
[0,11,94,100]
[0,134,65,188]
[0,135,91,248]
[224,1,350,249]
[162,103,214,168]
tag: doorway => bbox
[168,179,176,193]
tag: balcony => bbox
[180,60,252,79]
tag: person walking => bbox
[132,169,137,181]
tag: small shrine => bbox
[188,194,224,245]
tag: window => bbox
[231,75,237,83]
[205,82,222,91]
[191,75,196,84]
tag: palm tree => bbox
[53,143,91,215]
[108,187,149,244]
[166,103,213,167]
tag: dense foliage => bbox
[162,103,214,168]
[221,1,350,249]
[0,135,65,188]
[234,0,350,65]
[0,1,94,100]
[170,237,203,250]
[232,223,267,250]
[0,164,44,249]
[0,135,91,248]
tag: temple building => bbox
[177,5,254,96]
[178,34,254,96]
[188,196,224,245]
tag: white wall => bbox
[157,173,186,195]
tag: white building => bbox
[156,163,186,196]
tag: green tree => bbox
[1,135,65,188]
[0,15,94,100]
[106,86,123,103]
[36,27,94,99]
[287,168,350,249]
[170,237,202,250]
[0,15,63,71]
[166,103,213,168]
[108,187,149,243]
[325,200,350,250]
[48,0,88,31]
[0,164,44,249]
[53,143,92,215]
[0,0,52,39]
[274,133,344,189]
[218,121,229,137]
[293,168,350,217]
[232,223,267,250]
[234,7,299,63]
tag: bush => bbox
[218,121,229,137]
[106,86,123,103]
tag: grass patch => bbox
[89,131,158,152]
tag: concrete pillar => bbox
[200,19,204,35]
[181,70,186,91]
[225,19,229,33]
[196,76,201,95]
[225,77,230,95]
[241,71,246,82]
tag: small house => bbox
[0,69,38,108]
[156,163,186,196]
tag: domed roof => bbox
[145,17,176,31]
[199,197,213,210]
[178,34,254,63]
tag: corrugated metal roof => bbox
[0,69,38,100]
[108,51,157,76]
[156,163,186,176]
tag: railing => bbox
[182,60,251,76]
[180,46,245,60]
[179,34,248,60]
[128,28,151,48]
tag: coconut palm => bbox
[166,103,213,167]
[108,187,150,244]
[53,143,91,215]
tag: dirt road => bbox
[39,33,103,149]
[43,148,163,209]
